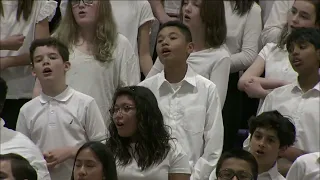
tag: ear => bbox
[278,146,288,157]
[31,66,37,77]
[64,61,71,72]
[187,42,194,54]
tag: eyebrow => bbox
[34,53,58,59]
[157,32,179,39]
[254,130,277,139]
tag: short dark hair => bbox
[216,149,258,180]
[0,77,7,113]
[158,20,192,43]
[249,110,296,148]
[29,37,69,65]
[71,141,118,180]
[286,27,320,52]
[0,153,37,180]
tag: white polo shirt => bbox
[117,140,191,180]
[286,152,320,180]
[0,0,57,99]
[146,46,231,106]
[140,66,224,180]
[0,119,51,180]
[66,34,140,122]
[258,163,285,180]
[16,87,107,180]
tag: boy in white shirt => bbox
[139,21,224,180]
[16,37,107,180]
[248,111,296,180]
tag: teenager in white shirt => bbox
[0,0,57,130]
[0,77,50,180]
[248,111,296,180]
[286,152,320,180]
[140,21,224,180]
[106,86,191,180]
[16,38,107,180]
[110,1,154,76]
[72,141,118,180]
[34,0,140,121]
[238,0,320,103]
[261,0,295,46]
[147,0,231,106]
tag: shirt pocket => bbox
[182,106,206,135]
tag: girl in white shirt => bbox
[238,0,320,101]
[147,0,231,106]
[37,0,140,121]
[0,0,56,130]
[106,86,191,180]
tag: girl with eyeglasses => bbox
[106,86,191,180]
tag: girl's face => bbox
[73,148,104,180]
[182,0,203,30]
[288,0,319,30]
[72,0,100,27]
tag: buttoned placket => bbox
[48,99,57,128]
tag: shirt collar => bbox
[258,163,281,179]
[157,66,197,90]
[292,80,320,93]
[39,86,74,104]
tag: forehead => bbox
[220,158,253,172]
[76,148,99,161]
[0,160,12,175]
[33,46,60,56]
[158,26,184,37]
[254,127,278,138]
[293,0,316,13]
[115,95,135,105]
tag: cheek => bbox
[89,166,104,179]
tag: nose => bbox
[42,57,51,65]
[291,14,299,24]
[232,176,239,180]
[78,0,85,8]
[78,166,87,176]
[258,138,266,147]
[184,2,192,13]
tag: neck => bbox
[298,71,320,92]
[190,27,207,52]
[41,80,67,97]
[78,27,95,43]
[164,63,188,83]
[258,162,274,175]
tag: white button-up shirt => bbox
[258,163,285,180]
[1,119,51,180]
[16,87,107,180]
[286,152,320,180]
[139,67,224,180]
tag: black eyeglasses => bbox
[71,0,94,7]
[218,169,253,180]
[109,105,136,116]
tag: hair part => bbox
[216,149,259,180]
[71,142,118,180]
[248,110,296,148]
[0,153,37,180]
[29,37,70,66]
[106,86,173,171]
[158,20,192,43]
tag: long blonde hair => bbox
[53,0,117,62]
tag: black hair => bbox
[231,0,255,16]
[0,77,7,113]
[216,149,258,180]
[106,86,173,171]
[158,20,192,43]
[286,27,320,52]
[249,110,296,148]
[0,153,37,180]
[29,37,70,66]
[71,141,118,180]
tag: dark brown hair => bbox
[0,0,35,21]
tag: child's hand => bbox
[244,78,267,98]
[1,34,25,50]
[43,147,73,170]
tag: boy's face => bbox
[288,41,320,74]
[250,128,285,167]
[156,26,193,66]
[32,46,70,82]
[218,158,253,180]
[0,160,14,180]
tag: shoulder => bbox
[20,98,40,113]
[71,89,96,104]
[194,73,217,90]
[114,34,135,58]
[250,2,262,14]
[139,75,159,87]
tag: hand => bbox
[1,34,25,50]
[43,147,73,170]
[244,78,267,98]
[0,57,11,71]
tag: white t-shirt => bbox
[117,141,191,180]
[16,87,107,180]
[146,46,231,106]
[0,119,51,180]
[0,0,57,99]
[66,34,140,122]
[110,0,154,56]
[224,1,262,72]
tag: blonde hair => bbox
[53,0,117,62]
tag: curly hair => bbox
[53,0,117,62]
[106,86,173,171]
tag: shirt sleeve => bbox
[146,57,164,78]
[285,156,305,180]
[139,1,155,27]
[169,141,192,174]
[209,57,230,107]
[258,43,276,61]
[261,1,294,45]
[16,110,31,139]
[85,99,108,141]
[230,4,262,73]
[36,0,58,23]
[191,85,224,180]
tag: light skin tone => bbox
[0,160,14,180]
[0,34,25,50]
[156,26,193,83]
[148,0,179,24]
[73,148,104,180]
[238,0,319,98]
[217,158,253,180]
[249,128,286,174]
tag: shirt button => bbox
[51,110,54,114]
